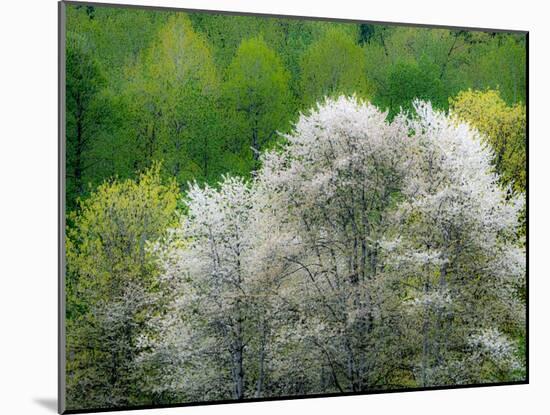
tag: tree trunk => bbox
[74,100,84,198]
[252,126,259,161]
[421,279,430,387]
[255,321,267,398]
[233,332,245,400]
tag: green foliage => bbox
[364,27,465,116]
[65,165,179,409]
[65,5,170,208]
[358,23,377,45]
[123,14,223,185]
[65,4,526,198]
[464,35,526,104]
[67,5,169,86]
[223,37,292,165]
[300,28,370,106]
[65,31,112,209]
[378,56,445,117]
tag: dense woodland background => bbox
[64,4,527,411]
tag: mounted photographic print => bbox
[59,1,528,413]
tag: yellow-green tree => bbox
[124,14,221,185]
[450,89,526,193]
[300,28,370,107]
[65,165,179,410]
[223,37,292,165]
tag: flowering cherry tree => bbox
[381,101,525,385]
[143,96,525,400]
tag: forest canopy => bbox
[64,4,527,411]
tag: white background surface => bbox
[0,0,547,414]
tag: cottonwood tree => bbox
[189,13,354,96]
[223,37,292,165]
[125,14,221,185]
[300,29,370,107]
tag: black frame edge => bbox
[63,381,528,414]
[62,0,528,34]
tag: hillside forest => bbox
[64,3,527,411]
